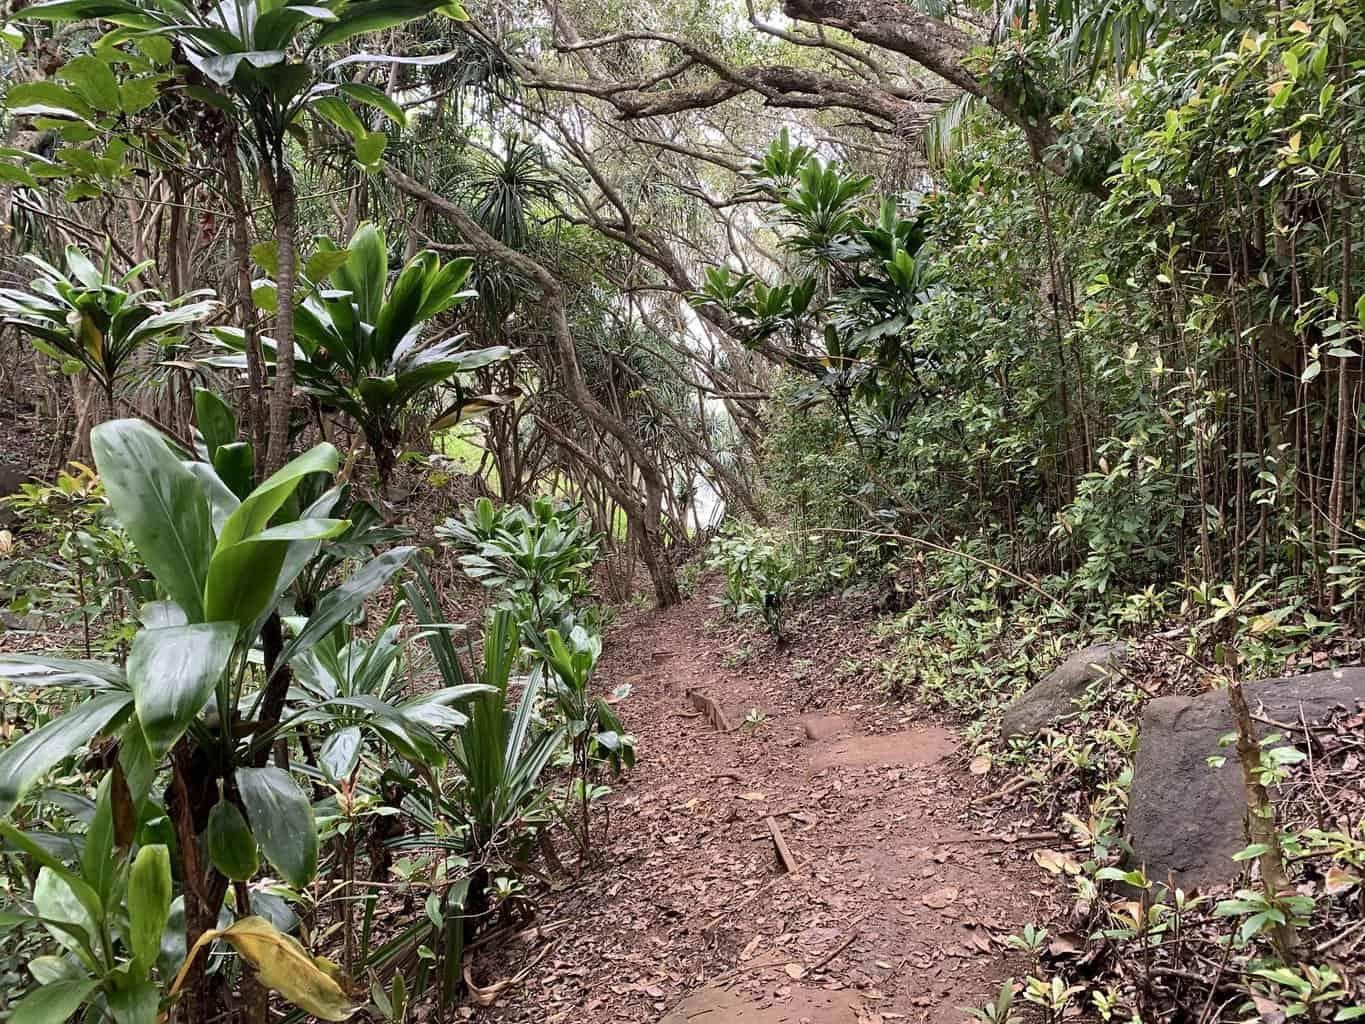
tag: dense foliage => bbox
[1,0,1363,1017]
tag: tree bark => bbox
[264,165,297,475]
[223,141,266,460]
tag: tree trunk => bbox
[264,164,297,475]
[223,143,266,459]
[641,475,680,606]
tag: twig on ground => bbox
[765,815,799,873]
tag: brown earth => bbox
[476,591,1061,1024]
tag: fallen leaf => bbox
[969,755,991,775]
[920,886,958,910]
[738,792,767,802]
[1045,932,1083,959]
[784,963,806,980]
[1033,849,1081,875]
[1325,865,1361,895]
[1251,995,1288,1024]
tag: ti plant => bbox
[438,495,600,639]
[0,245,216,400]
[17,0,472,473]
[0,418,435,1023]
[213,222,511,489]
[533,625,635,860]
[386,606,562,1008]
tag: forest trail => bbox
[481,593,1052,1023]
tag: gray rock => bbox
[0,462,27,526]
[1127,668,1365,892]
[1001,643,1127,738]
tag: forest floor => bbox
[476,591,1062,1024]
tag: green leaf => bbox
[118,721,155,804]
[35,866,103,962]
[194,387,237,462]
[127,622,236,759]
[303,247,351,284]
[0,824,104,925]
[107,975,158,1024]
[335,222,386,324]
[252,280,278,313]
[236,767,317,888]
[353,130,386,169]
[0,693,132,814]
[251,240,279,276]
[119,76,163,113]
[9,979,98,1024]
[204,519,347,630]
[313,0,451,46]
[28,955,86,986]
[276,546,416,669]
[195,50,286,87]
[337,83,405,127]
[215,443,339,551]
[92,420,215,622]
[134,34,171,64]
[83,774,119,905]
[57,54,120,112]
[211,442,256,501]
[311,95,365,138]
[206,800,259,881]
[0,654,124,689]
[6,80,94,120]
[318,726,361,783]
[127,844,172,968]
[0,161,39,187]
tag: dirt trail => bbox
[482,594,1052,1024]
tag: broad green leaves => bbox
[277,545,417,668]
[9,979,99,1024]
[0,693,132,814]
[207,800,259,880]
[127,622,236,759]
[127,844,172,968]
[236,767,317,887]
[216,223,505,482]
[16,0,463,181]
[95,418,344,635]
[0,249,216,396]
[92,420,215,621]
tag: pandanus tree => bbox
[0,417,484,1023]
[18,0,470,473]
[212,222,511,491]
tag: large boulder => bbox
[1001,643,1127,738]
[1127,668,1365,892]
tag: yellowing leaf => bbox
[1032,849,1081,875]
[171,916,355,1021]
[1289,19,1311,33]
[1325,865,1361,895]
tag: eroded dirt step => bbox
[661,985,869,1023]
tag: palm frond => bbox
[922,93,987,168]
